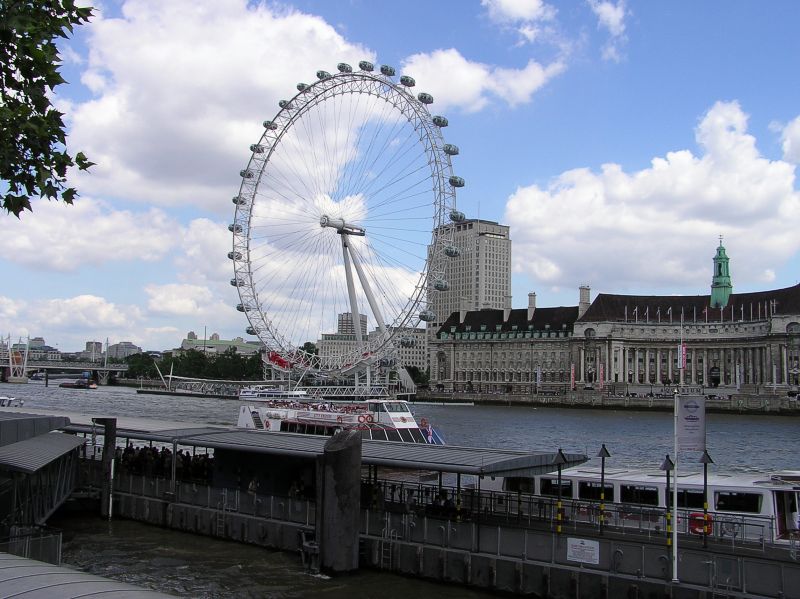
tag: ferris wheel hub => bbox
[319,214,365,236]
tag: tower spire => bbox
[710,238,732,309]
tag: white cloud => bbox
[482,0,556,23]
[781,115,800,163]
[505,101,800,294]
[145,283,217,316]
[0,199,179,272]
[65,0,374,213]
[587,0,628,62]
[402,49,564,113]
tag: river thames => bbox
[5,382,800,597]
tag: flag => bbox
[657,307,661,323]
[702,306,707,323]
[644,306,649,322]
[667,306,672,323]
[633,306,638,322]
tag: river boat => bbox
[0,395,23,407]
[480,466,800,546]
[237,397,444,444]
[239,385,309,400]
[59,379,97,389]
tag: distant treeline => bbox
[123,349,263,380]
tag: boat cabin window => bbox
[668,489,705,509]
[384,402,409,413]
[540,478,573,498]
[620,484,659,506]
[715,491,763,513]
[578,481,614,502]
[504,477,535,493]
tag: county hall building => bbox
[430,241,800,394]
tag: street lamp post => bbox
[597,444,611,535]
[554,449,567,534]
[660,454,674,543]
[701,449,714,548]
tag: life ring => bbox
[420,418,428,428]
[358,415,366,423]
[688,512,710,534]
[263,420,270,430]
[365,414,374,423]
[336,416,343,424]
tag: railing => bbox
[0,527,63,564]
[362,479,775,550]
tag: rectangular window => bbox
[620,484,659,506]
[668,489,705,509]
[578,481,614,502]
[715,491,763,513]
[540,478,573,498]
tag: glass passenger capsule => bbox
[240,169,254,179]
[230,278,244,287]
[316,70,331,80]
[246,326,257,335]
[337,63,352,73]
[432,115,448,127]
[263,120,278,130]
[444,245,461,257]
[236,303,251,312]
[443,144,459,156]
[449,210,465,222]
[228,223,242,233]
[359,60,374,71]
[232,196,248,205]
[400,75,415,87]
[380,64,396,76]
[449,175,465,188]
[419,309,436,322]
[417,92,433,104]
[228,251,242,260]
[296,83,308,91]
[433,279,450,291]
[250,144,264,153]
[278,100,293,109]
[399,336,416,348]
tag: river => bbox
[5,382,800,597]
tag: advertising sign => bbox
[567,538,600,565]
[677,396,706,451]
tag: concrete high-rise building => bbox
[337,312,368,337]
[428,219,511,330]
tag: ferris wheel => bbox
[229,61,464,376]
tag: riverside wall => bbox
[415,390,800,415]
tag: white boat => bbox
[237,397,444,444]
[481,466,800,545]
[239,385,309,400]
[0,395,23,407]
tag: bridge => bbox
[24,361,128,385]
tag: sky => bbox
[2,0,800,353]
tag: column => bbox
[781,344,788,385]
[579,347,586,382]
[644,348,650,383]
[655,348,662,384]
[703,348,709,387]
[622,346,627,382]
[668,348,673,383]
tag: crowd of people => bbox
[116,443,214,484]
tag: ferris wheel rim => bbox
[230,64,459,374]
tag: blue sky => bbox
[2,0,799,352]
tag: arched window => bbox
[584,328,596,338]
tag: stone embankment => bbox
[415,391,800,415]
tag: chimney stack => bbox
[527,292,537,321]
[578,285,591,319]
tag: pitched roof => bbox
[437,306,578,334]
[579,283,800,322]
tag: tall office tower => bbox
[337,312,368,336]
[428,219,512,331]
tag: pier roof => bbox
[63,422,587,476]
[0,552,177,598]
[0,432,85,474]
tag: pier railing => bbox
[363,479,775,550]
